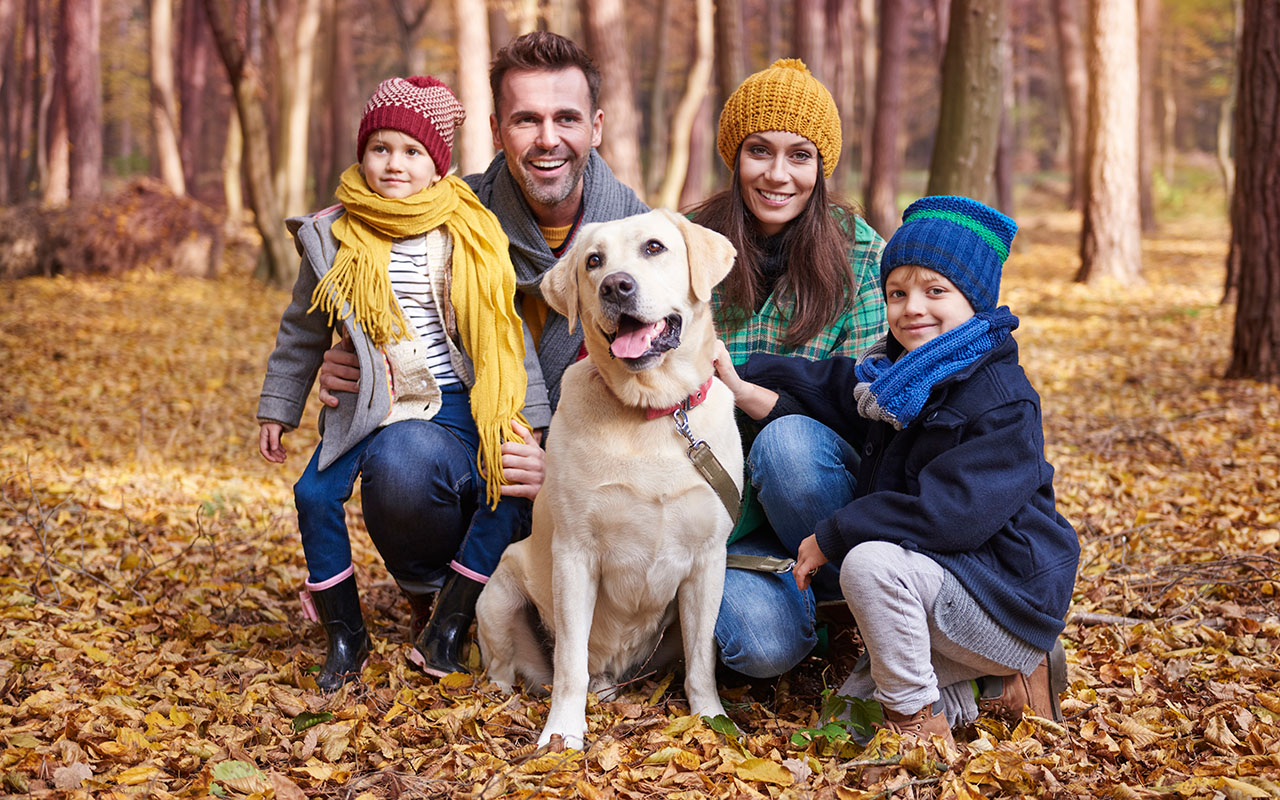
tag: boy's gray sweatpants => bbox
[836,540,1018,728]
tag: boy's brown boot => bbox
[978,638,1067,723]
[881,702,956,749]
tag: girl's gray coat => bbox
[256,207,549,471]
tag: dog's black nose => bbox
[599,272,636,303]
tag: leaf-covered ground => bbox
[2,209,1278,799]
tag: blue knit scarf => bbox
[853,307,1019,429]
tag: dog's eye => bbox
[586,252,603,270]
[643,240,666,256]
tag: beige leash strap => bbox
[672,408,741,525]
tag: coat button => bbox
[864,442,874,456]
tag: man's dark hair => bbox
[489,31,602,114]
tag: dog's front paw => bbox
[537,714,587,751]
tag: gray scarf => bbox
[467,149,648,409]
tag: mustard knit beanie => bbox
[717,58,842,179]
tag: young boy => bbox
[714,195,1078,747]
[257,76,535,690]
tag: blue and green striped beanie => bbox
[880,195,1017,313]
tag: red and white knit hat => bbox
[356,76,466,175]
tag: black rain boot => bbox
[302,568,371,692]
[408,572,484,677]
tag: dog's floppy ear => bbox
[541,233,585,334]
[658,208,738,303]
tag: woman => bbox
[689,59,887,678]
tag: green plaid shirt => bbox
[714,213,887,366]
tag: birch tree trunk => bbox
[1225,0,1280,382]
[454,0,493,175]
[656,0,713,210]
[926,0,1007,202]
[1077,0,1142,285]
[149,0,186,196]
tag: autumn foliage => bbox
[2,209,1278,798]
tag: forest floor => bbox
[1,206,1278,799]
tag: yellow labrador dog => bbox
[476,208,743,750]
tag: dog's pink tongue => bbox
[610,320,664,359]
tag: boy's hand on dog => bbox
[794,534,828,591]
[499,421,545,499]
[318,332,360,407]
[258,422,287,463]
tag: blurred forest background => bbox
[0,0,1242,268]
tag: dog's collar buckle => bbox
[645,376,714,420]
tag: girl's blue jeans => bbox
[293,384,530,591]
[715,414,859,678]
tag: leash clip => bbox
[672,407,704,452]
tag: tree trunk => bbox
[1050,0,1087,209]
[149,0,186,196]
[0,0,17,201]
[1137,0,1158,231]
[272,0,321,216]
[926,0,1007,202]
[715,0,745,103]
[62,0,102,201]
[203,0,293,285]
[765,0,781,64]
[679,93,714,210]
[1159,52,1175,182]
[580,0,642,193]
[7,0,38,202]
[645,0,673,198]
[864,0,908,237]
[390,0,430,77]
[935,0,951,62]
[223,107,244,228]
[179,0,212,196]
[793,0,825,81]
[455,0,493,175]
[44,1,69,207]
[858,0,876,191]
[319,0,357,200]
[994,21,1014,214]
[829,0,857,194]
[655,0,713,211]
[1225,0,1280,382]
[1077,0,1142,285]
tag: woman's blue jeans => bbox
[293,384,530,591]
[715,415,859,678]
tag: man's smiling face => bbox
[490,67,603,226]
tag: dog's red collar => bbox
[645,376,714,420]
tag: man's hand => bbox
[318,332,360,407]
[794,533,829,591]
[259,422,287,463]
[499,421,545,500]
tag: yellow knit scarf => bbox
[310,165,529,507]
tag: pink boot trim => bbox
[449,561,489,584]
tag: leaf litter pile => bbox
[2,210,1278,799]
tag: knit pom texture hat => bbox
[880,195,1018,313]
[717,58,842,178]
[357,76,466,176]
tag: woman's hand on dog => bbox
[713,339,778,421]
[499,421,545,499]
[794,534,828,591]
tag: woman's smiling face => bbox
[736,130,820,235]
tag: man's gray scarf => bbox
[467,149,647,410]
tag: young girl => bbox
[257,76,536,690]
[688,59,887,679]
[716,196,1077,746]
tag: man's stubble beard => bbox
[517,153,590,209]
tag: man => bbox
[315,32,648,677]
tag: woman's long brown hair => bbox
[689,154,860,348]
